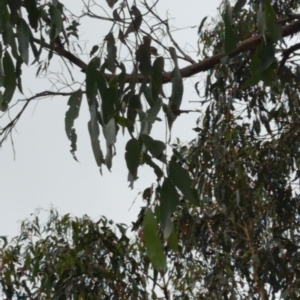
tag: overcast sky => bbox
[0,0,220,238]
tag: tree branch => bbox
[34,20,300,83]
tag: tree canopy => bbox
[1,0,300,298]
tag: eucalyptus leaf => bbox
[17,18,30,65]
[3,23,18,59]
[141,134,166,159]
[124,6,142,37]
[169,47,183,109]
[49,5,62,41]
[169,160,198,204]
[105,33,117,74]
[143,209,166,271]
[160,178,179,239]
[106,0,118,8]
[2,52,16,111]
[102,87,117,125]
[65,89,83,140]
[15,56,23,94]
[143,153,164,180]
[265,0,282,42]
[125,138,140,188]
[103,118,117,170]
[24,0,38,30]
[151,56,164,102]
[86,59,98,103]
[88,98,104,171]
[223,1,239,55]
[257,1,266,43]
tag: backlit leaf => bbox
[103,118,117,170]
[169,160,198,204]
[143,209,166,271]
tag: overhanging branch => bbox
[37,20,300,84]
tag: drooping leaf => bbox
[151,56,164,102]
[136,46,151,77]
[145,99,162,123]
[102,87,117,125]
[160,178,179,239]
[124,6,142,37]
[169,160,198,205]
[106,0,118,8]
[261,61,277,86]
[90,45,99,57]
[243,42,276,88]
[265,0,282,42]
[125,138,140,188]
[127,94,141,134]
[257,1,266,43]
[167,226,178,252]
[86,59,98,103]
[15,56,23,93]
[115,115,133,128]
[103,118,117,170]
[233,0,247,13]
[0,45,3,88]
[96,70,107,101]
[1,52,16,111]
[88,98,104,171]
[141,134,166,159]
[7,0,21,25]
[3,23,18,59]
[223,0,239,55]
[24,0,39,30]
[29,30,39,61]
[143,153,164,180]
[105,33,117,74]
[143,209,166,271]
[49,5,62,41]
[113,9,122,21]
[141,84,154,107]
[17,18,30,65]
[69,129,79,161]
[65,90,83,138]
[169,47,183,109]
[198,16,208,35]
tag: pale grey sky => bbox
[0,0,220,238]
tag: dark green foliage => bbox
[1,0,300,298]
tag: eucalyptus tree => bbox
[1,0,300,298]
